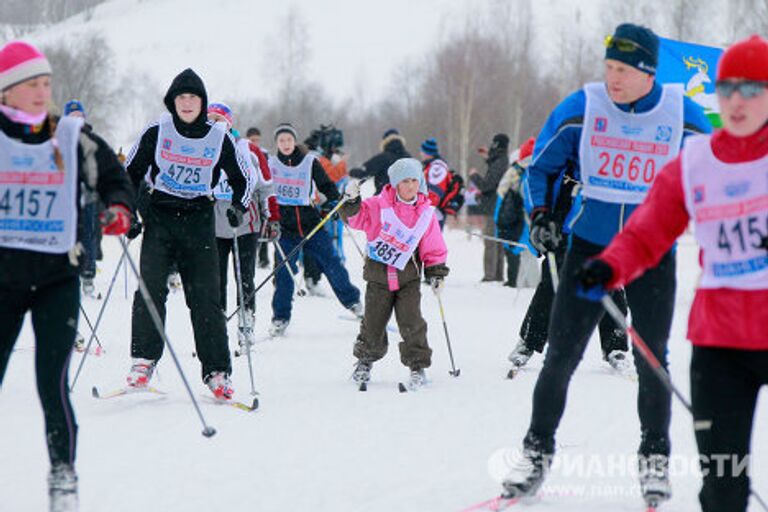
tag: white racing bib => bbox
[270,153,314,206]
[0,116,82,253]
[580,82,684,204]
[682,135,768,289]
[153,113,226,199]
[214,139,257,201]
[368,205,434,270]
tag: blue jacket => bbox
[527,81,711,246]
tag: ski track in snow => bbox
[1,228,766,511]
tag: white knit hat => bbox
[387,158,427,194]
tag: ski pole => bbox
[272,239,307,297]
[433,286,460,377]
[118,237,216,438]
[232,232,257,396]
[123,245,129,299]
[464,227,528,249]
[601,295,691,410]
[70,249,126,391]
[546,252,559,292]
[227,192,358,322]
[342,221,366,260]
[78,304,104,350]
[601,295,768,511]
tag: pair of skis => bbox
[505,362,637,381]
[356,381,420,393]
[91,385,259,412]
[463,494,661,511]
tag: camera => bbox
[306,124,344,157]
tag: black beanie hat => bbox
[605,23,659,75]
[491,133,510,149]
[382,128,399,139]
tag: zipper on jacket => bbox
[618,203,625,232]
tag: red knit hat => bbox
[518,137,535,161]
[717,35,768,82]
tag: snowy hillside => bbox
[24,0,460,143]
[1,226,766,511]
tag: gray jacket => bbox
[215,148,275,238]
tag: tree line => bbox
[1,0,766,175]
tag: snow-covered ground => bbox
[1,227,766,511]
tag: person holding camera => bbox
[303,126,350,293]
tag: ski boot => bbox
[268,318,289,337]
[406,368,427,391]
[605,349,632,373]
[167,272,182,292]
[305,277,325,297]
[508,339,534,368]
[237,308,255,350]
[205,371,234,400]
[349,302,364,320]
[352,360,372,384]
[126,358,157,388]
[48,462,78,512]
[500,433,553,499]
[639,454,671,507]
[81,277,96,298]
[74,332,86,352]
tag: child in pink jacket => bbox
[340,158,449,389]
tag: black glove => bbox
[226,205,245,228]
[424,263,450,280]
[529,209,562,254]
[126,218,143,240]
[577,258,614,291]
[320,200,339,221]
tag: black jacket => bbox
[349,134,410,193]
[0,113,135,290]
[470,147,508,216]
[275,147,340,236]
[125,68,250,212]
[497,183,525,245]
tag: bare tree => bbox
[0,0,105,26]
[41,33,118,137]
[265,4,312,122]
[727,0,768,42]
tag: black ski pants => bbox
[519,245,628,355]
[691,345,768,512]
[528,236,676,456]
[504,250,520,287]
[0,276,79,466]
[131,203,231,380]
[216,233,258,312]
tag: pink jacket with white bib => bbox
[344,185,447,288]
